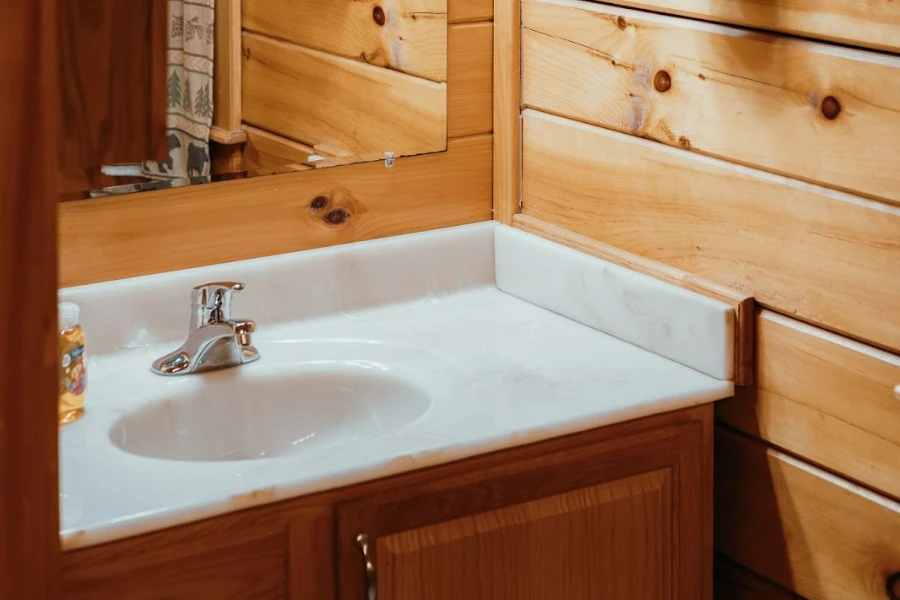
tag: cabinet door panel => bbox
[379,469,672,600]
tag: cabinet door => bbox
[337,409,711,600]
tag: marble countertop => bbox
[59,223,734,550]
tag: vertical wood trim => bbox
[288,505,336,600]
[0,0,61,598]
[213,0,241,133]
[492,0,520,224]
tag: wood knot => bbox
[678,136,692,150]
[616,16,627,29]
[324,207,350,225]
[821,95,841,120]
[653,70,671,93]
[309,196,328,211]
[373,6,386,26]
[242,47,251,60]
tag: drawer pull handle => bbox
[888,572,900,600]
[354,533,377,600]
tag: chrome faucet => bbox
[151,282,260,375]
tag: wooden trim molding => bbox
[212,0,241,132]
[209,126,248,145]
[60,134,493,287]
[492,0,520,224]
[1,0,61,598]
[514,215,755,386]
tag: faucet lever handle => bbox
[191,282,246,324]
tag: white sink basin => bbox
[108,366,431,462]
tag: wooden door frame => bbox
[0,0,61,598]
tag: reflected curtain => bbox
[141,0,215,179]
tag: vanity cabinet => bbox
[62,405,712,600]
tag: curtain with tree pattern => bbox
[142,0,215,180]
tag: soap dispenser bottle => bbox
[58,301,86,425]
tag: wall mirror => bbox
[59,0,449,200]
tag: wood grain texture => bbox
[243,32,447,160]
[715,428,900,600]
[58,0,167,195]
[714,555,804,600]
[514,214,754,386]
[243,0,447,82]
[492,0,521,224]
[337,405,713,600]
[63,407,711,600]
[603,0,900,54]
[379,470,673,599]
[243,125,316,173]
[245,20,492,174]
[288,506,336,600]
[0,0,61,598]
[717,310,900,500]
[522,0,900,207]
[447,22,493,138]
[449,0,493,22]
[521,109,900,352]
[210,141,244,175]
[212,0,241,132]
[59,134,492,287]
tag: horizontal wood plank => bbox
[715,428,900,600]
[242,32,446,160]
[59,134,492,287]
[242,20,492,173]
[522,0,900,206]
[448,22,493,138]
[513,214,754,385]
[521,109,900,352]
[449,0,492,23]
[716,310,900,500]
[603,0,900,54]
[243,0,447,82]
[242,125,315,173]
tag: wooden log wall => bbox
[517,0,900,598]
[241,0,451,168]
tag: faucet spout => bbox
[151,283,260,376]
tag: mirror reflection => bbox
[59,0,449,201]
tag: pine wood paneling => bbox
[522,0,900,207]
[243,0,447,82]
[448,22,493,138]
[1,0,61,597]
[242,33,446,160]
[715,429,900,600]
[601,0,900,54]
[242,20,492,174]
[717,311,900,500]
[59,134,492,287]
[521,109,900,352]
[211,0,241,134]
[449,0,492,22]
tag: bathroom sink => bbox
[108,366,431,462]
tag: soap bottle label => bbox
[61,343,87,396]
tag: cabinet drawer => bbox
[522,0,900,207]
[717,311,900,500]
[715,429,900,600]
